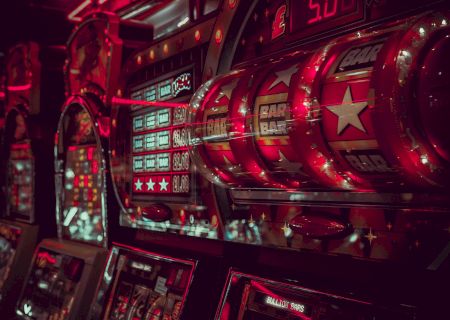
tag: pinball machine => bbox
[14,13,151,319]
[0,42,65,316]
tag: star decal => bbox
[276,151,308,177]
[223,155,242,173]
[159,178,169,191]
[215,80,237,102]
[268,65,298,90]
[135,178,143,191]
[326,86,368,135]
[364,228,378,245]
[146,178,155,191]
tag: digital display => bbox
[100,247,194,320]
[130,72,192,198]
[0,222,22,291]
[62,145,105,245]
[8,142,34,221]
[291,0,363,37]
[16,248,84,319]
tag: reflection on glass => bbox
[16,249,84,319]
[62,145,104,245]
[8,142,34,220]
[92,245,195,320]
[217,272,415,320]
[0,223,22,291]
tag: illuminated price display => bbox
[291,0,363,38]
[129,70,193,197]
[173,128,188,148]
[131,106,190,195]
[172,151,190,171]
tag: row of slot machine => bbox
[1,0,450,319]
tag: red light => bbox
[194,30,201,42]
[112,97,188,109]
[7,84,32,91]
[215,29,223,44]
[307,0,355,25]
[228,0,237,9]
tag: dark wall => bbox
[0,0,72,55]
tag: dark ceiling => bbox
[0,0,75,56]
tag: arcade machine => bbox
[188,0,450,319]
[14,12,151,319]
[91,1,227,319]
[0,42,64,316]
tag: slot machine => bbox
[187,0,450,319]
[14,13,152,319]
[0,42,64,316]
[92,1,227,319]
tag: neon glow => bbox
[291,0,361,37]
[7,84,32,91]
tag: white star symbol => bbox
[215,80,237,102]
[276,151,308,177]
[135,178,143,191]
[268,65,298,90]
[159,178,169,191]
[364,228,378,245]
[146,178,155,191]
[223,155,242,173]
[326,86,368,135]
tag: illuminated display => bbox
[8,142,34,220]
[62,145,104,245]
[216,272,416,320]
[95,246,195,320]
[290,0,363,36]
[0,223,22,291]
[16,249,84,319]
[131,74,192,197]
[56,101,108,247]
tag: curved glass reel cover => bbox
[88,244,196,320]
[183,10,450,261]
[55,97,109,246]
[215,271,416,320]
[189,11,450,192]
[3,108,35,222]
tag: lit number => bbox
[173,175,189,193]
[173,152,190,171]
[173,128,187,148]
[308,0,353,24]
[272,4,287,40]
[324,0,337,18]
[308,0,322,24]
